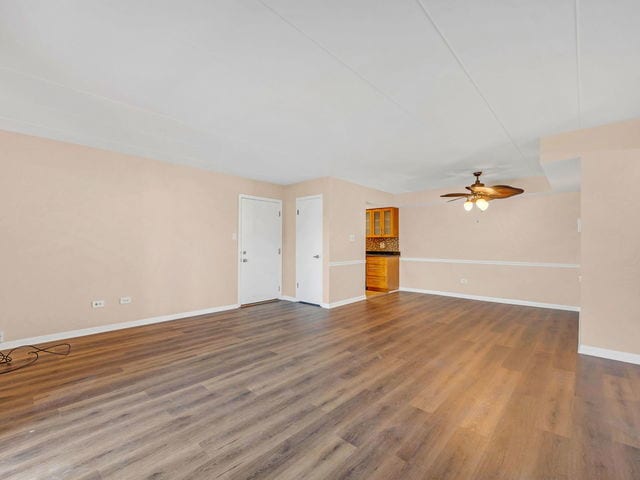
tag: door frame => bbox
[237,194,283,306]
[296,194,323,305]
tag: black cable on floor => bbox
[0,343,71,374]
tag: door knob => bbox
[313,254,320,259]
[242,259,248,263]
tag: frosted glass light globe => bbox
[476,198,489,211]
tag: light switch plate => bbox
[92,300,105,308]
[119,296,132,305]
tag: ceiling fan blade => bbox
[492,185,525,194]
[440,193,469,197]
[471,185,524,198]
[447,197,466,202]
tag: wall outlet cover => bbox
[119,296,132,305]
[92,300,105,308]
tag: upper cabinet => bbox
[366,207,399,238]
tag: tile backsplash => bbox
[366,237,399,252]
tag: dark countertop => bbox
[366,251,401,256]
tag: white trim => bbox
[400,257,580,269]
[278,295,298,302]
[329,260,365,267]
[321,295,367,309]
[296,193,324,202]
[0,304,239,350]
[237,194,283,203]
[399,287,580,312]
[238,194,283,306]
[578,345,640,365]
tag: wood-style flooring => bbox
[1,292,639,479]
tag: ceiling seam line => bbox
[414,0,528,162]
[256,0,416,119]
[0,66,194,130]
[0,113,209,162]
[575,0,583,128]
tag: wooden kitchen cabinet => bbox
[366,207,399,238]
[366,255,399,292]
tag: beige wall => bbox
[327,178,393,303]
[7,118,639,361]
[0,130,283,342]
[0,129,392,343]
[281,176,392,304]
[281,177,331,303]
[396,190,581,307]
[581,151,640,354]
[542,118,640,356]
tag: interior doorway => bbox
[238,195,282,305]
[296,195,323,305]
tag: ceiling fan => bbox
[440,171,524,211]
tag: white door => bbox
[239,195,282,305]
[296,195,323,305]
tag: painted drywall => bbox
[281,177,331,304]
[0,130,283,342]
[327,178,393,304]
[396,190,581,308]
[8,117,639,361]
[581,152,640,354]
[542,118,640,357]
[281,177,393,305]
[0,129,393,343]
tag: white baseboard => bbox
[280,295,366,309]
[578,344,640,365]
[278,295,298,302]
[399,287,580,312]
[322,295,367,309]
[0,304,240,350]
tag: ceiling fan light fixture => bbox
[440,171,524,210]
[476,198,489,211]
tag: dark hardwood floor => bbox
[1,292,639,479]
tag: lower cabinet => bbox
[366,256,399,292]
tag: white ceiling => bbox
[0,1,637,193]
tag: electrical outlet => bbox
[460,278,468,284]
[92,300,105,308]
[119,296,132,305]
[348,234,355,242]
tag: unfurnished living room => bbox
[1,1,639,479]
